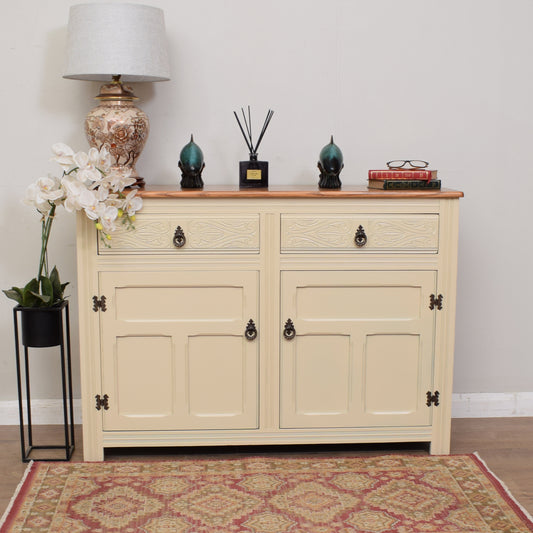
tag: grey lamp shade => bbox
[64,3,170,82]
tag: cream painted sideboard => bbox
[76,186,463,461]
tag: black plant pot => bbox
[18,304,64,347]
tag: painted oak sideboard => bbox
[76,185,463,461]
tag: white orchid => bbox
[92,146,112,172]
[61,175,85,212]
[98,205,119,233]
[123,189,143,216]
[74,154,104,183]
[23,182,53,214]
[37,144,141,243]
[36,175,64,202]
[51,143,75,171]
[79,190,100,220]
[4,143,143,308]
[100,192,122,208]
[105,168,136,192]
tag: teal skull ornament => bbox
[318,136,344,189]
[179,135,205,189]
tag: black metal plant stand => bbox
[13,301,75,462]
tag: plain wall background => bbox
[1,0,532,404]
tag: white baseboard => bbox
[0,399,82,425]
[451,392,533,418]
[0,393,532,425]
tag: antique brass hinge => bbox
[92,295,107,312]
[426,391,440,407]
[95,394,109,411]
[429,294,443,310]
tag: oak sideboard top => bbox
[138,185,464,199]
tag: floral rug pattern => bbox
[1,454,532,532]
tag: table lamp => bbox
[63,3,170,187]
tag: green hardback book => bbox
[368,179,441,190]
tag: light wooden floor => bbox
[1,418,532,519]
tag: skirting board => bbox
[451,392,533,418]
[0,400,82,425]
[0,394,532,425]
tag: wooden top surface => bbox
[138,185,464,199]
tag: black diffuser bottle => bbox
[240,154,268,188]
[235,107,273,188]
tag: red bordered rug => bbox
[1,453,532,532]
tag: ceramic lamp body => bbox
[85,94,149,187]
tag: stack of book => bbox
[368,168,441,190]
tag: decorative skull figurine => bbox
[318,136,344,189]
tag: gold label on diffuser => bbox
[247,169,262,180]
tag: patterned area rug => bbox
[1,454,532,532]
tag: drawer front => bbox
[99,213,260,254]
[281,214,439,253]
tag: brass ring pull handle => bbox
[354,225,367,247]
[245,319,258,341]
[283,318,296,340]
[173,226,186,248]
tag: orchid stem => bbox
[37,203,56,280]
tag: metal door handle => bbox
[173,226,186,248]
[245,319,257,341]
[354,225,367,247]
[283,318,296,340]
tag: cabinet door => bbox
[280,270,436,429]
[98,271,259,431]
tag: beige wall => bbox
[1,0,532,405]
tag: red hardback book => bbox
[368,169,437,181]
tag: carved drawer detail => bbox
[99,214,260,254]
[282,219,353,248]
[104,220,171,250]
[187,220,258,249]
[369,219,438,248]
[281,214,439,252]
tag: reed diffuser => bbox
[234,107,274,188]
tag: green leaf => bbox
[30,291,52,305]
[22,292,40,308]
[3,271,69,308]
[49,266,69,303]
[50,266,61,294]
[40,276,55,307]
[22,279,40,307]
[24,278,39,293]
[2,287,24,305]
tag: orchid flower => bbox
[23,182,53,214]
[4,143,143,307]
[123,189,143,216]
[36,176,64,202]
[51,143,76,171]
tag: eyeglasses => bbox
[386,160,429,169]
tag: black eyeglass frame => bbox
[386,160,429,170]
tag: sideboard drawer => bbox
[280,213,439,253]
[99,213,260,254]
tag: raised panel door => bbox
[98,270,259,431]
[280,270,436,429]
